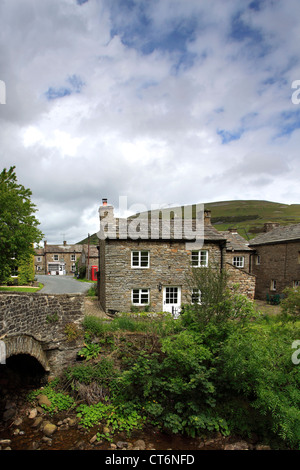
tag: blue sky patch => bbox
[45,74,85,101]
[217,128,244,144]
[45,87,72,100]
[275,109,300,137]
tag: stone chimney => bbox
[228,228,238,234]
[204,210,211,225]
[44,240,47,248]
[98,198,116,240]
[63,240,67,246]
[99,198,115,223]
[264,222,280,233]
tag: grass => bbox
[0,283,44,293]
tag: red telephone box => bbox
[91,265,98,281]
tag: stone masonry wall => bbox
[251,241,300,299]
[100,239,222,313]
[0,293,85,375]
[226,262,256,300]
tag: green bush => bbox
[281,287,300,321]
[116,331,228,437]
[27,380,75,415]
[218,320,300,447]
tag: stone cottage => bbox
[34,241,83,275]
[97,199,255,315]
[249,223,300,300]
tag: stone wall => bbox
[99,239,223,313]
[0,293,85,375]
[251,241,300,299]
[226,262,256,300]
[225,250,251,273]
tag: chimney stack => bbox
[204,210,211,225]
[99,198,115,222]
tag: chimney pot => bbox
[102,198,108,206]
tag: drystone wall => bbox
[0,293,85,375]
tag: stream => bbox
[0,363,273,452]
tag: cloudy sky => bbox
[1,0,300,243]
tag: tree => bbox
[182,261,256,329]
[0,166,43,284]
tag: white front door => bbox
[163,286,181,318]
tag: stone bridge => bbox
[0,292,86,377]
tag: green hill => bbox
[78,200,300,244]
[205,200,300,239]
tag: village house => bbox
[249,223,300,301]
[97,199,255,315]
[34,241,83,275]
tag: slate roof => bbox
[221,230,252,251]
[249,223,300,246]
[34,244,83,255]
[99,218,226,242]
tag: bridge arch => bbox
[4,335,50,372]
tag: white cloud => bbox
[0,0,299,242]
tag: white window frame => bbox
[233,256,244,268]
[256,255,260,265]
[36,256,42,262]
[191,250,208,267]
[71,254,76,261]
[131,288,150,305]
[71,263,76,272]
[270,280,276,291]
[131,251,150,268]
[53,254,59,261]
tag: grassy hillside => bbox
[205,200,300,239]
[78,200,300,244]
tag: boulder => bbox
[133,439,146,450]
[38,395,52,408]
[28,408,38,419]
[43,423,57,437]
[224,441,249,450]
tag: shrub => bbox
[281,287,300,321]
[218,320,300,447]
[116,330,228,437]
[182,263,257,331]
